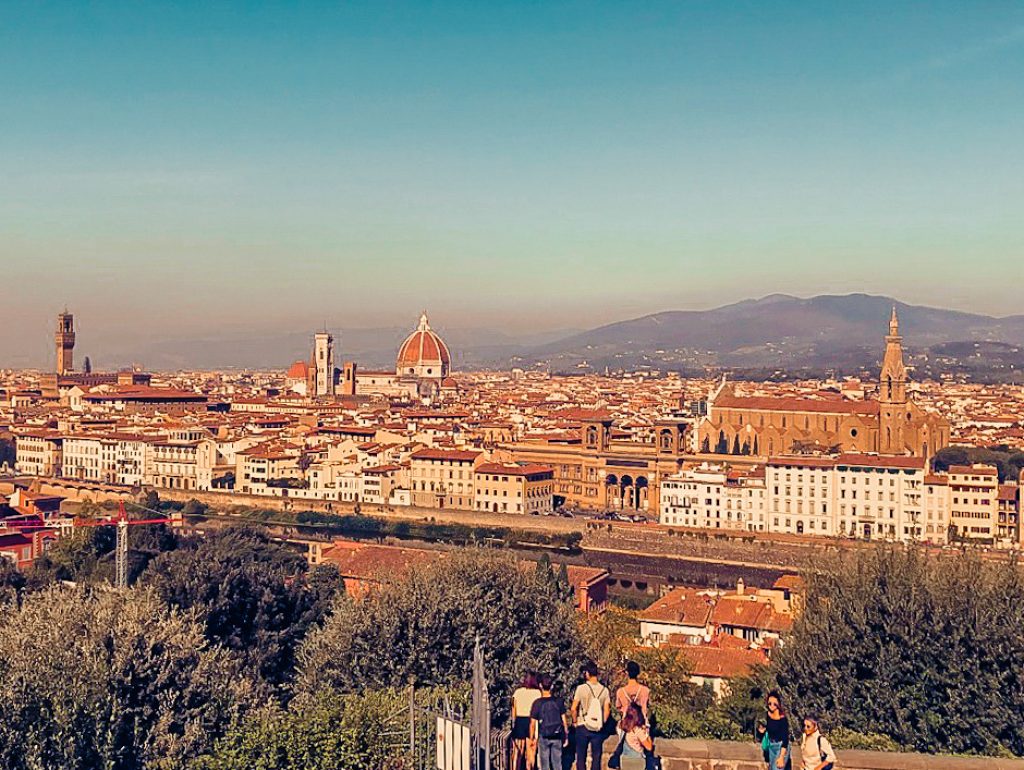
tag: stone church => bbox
[696,309,950,459]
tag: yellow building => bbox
[474,462,555,515]
[948,464,1000,543]
[408,448,482,509]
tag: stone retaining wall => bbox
[653,739,1024,770]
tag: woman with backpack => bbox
[511,672,542,770]
[755,690,791,770]
[608,702,655,770]
[799,716,836,770]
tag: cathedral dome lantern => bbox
[396,312,451,380]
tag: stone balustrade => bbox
[652,739,1024,770]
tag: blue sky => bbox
[1,1,1022,365]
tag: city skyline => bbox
[2,1,1023,362]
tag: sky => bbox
[1,1,1022,366]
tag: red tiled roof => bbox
[715,395,879,415]
[682,645,766,680]
[476,462,554,477]
[83,386,206,402]
[836,454,926,470]
[397,320,451,369]
[321,541,444,582]
[948,465,998,477]
[363,464,402,475]
[640,588,714,628]
[998,485,1019,502]
[767,456,837,469]
[772,575,804,591]
[286,361,309,379]
[410,448,482,463]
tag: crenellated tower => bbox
[55,311,75,375]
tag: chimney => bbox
[736,578,745,596]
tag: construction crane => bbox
[75,501,174,588]
[1,500,176,588]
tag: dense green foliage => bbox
[144,528,341,686]
[11,506,1024,765]
[772,548,1024,756]
[0,436,16,468]
[297,550,588,719]
[933,445,1024,482]
[0,558,26,607]
[0,587,259,770]
[27,525,117,585]
[195,690,410,770]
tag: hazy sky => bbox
[2,1,1022,366]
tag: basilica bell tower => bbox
[879,307,908,454]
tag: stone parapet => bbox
[652,739,1024,770]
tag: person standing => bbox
[511,672,542,770]
[610,702,654,770]
[755,691,791,770]
[570,662,611,770]
[530,674,568,770]
[615,660,651,720]
[799,717,836,770]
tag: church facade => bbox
[695,309,950,459]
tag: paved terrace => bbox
[656,739,1024,770]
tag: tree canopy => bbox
[0,587,259,770]
[144,527,340,686]
[772,547,1024,756]
[297,550,587,719]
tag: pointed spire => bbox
[418,311,430,331]
[889,306,900,337]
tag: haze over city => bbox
[3,0,1023,366]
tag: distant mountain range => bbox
[108,294,1024,382]
[521,294,1024,380]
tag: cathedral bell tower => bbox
[879,307,908,454]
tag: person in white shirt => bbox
[799,717,836,770]
[570,662,610,770]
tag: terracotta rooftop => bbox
[836,454,926,470]
[715,394,880,416]
[640,588,715,628]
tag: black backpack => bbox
[538,699,564,739]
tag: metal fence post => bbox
[409,682,416,761]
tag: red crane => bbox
[1,500,176,588]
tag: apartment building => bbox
[662,454,945,545]
[409,448,482,509]
[948,464,1000,543]
[146,441,200,491]
[923,474,951,544]
[473,462,555,515]
[62,433,149,486]
[997,483,1021,543]
[659,463,766,531]
[834,455,926,541]
[765,457,837,536]
[14,431,63,477]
